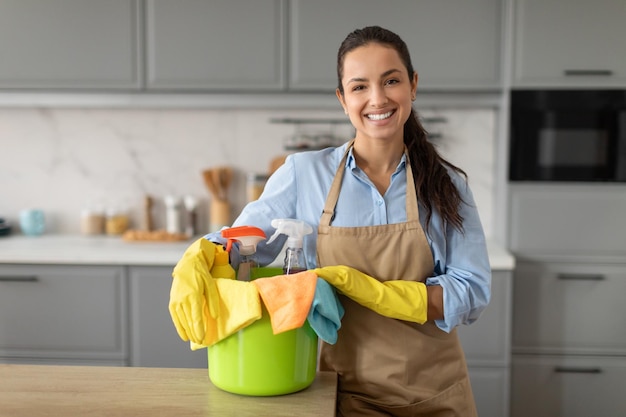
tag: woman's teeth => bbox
[367,111,393,121]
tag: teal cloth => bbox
[307,278,344,344]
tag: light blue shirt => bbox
[230,142,491,333]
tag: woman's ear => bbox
[411,71,418,101]
[336,88,348,114]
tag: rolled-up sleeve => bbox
[425,174,491,333]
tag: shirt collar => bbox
[345,145,407,173]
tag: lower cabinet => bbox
[0,264,127,365]
[128,265,207,368]
[511,259,626,417]
[512,355,626,417]
[458,270,512,417]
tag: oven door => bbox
[509,91,623,182]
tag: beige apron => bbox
[317,143,477,417]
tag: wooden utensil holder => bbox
[209,199,230,232]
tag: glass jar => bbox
[80,209,105,235]
[105,208,129,235]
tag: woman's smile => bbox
[366,110,395,121]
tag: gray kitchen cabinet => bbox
[509,183,626,416]
[511,259,626,416]
[458,270,512,417]
[513,260,626,356]
[0,0,141,90]
[0,264,128,365]
[511,355,626,417]
[513,0,626,88]
[509,184,626,255]
[128,265,207,368]
[145,0,286,91]
[289,0,503,92]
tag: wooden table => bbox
[0,364,337,416]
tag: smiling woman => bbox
[169,25,490,417]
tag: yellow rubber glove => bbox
[190,278,262,350]
[314,265,428,324]
[169,238,219,344]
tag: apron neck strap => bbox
[320,140,420,227]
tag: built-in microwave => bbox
[509,90,626,182]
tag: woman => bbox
[175,26,491,416]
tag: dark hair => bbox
[337,26,467,233]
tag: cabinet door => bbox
[0,0,141,89]
[0,264,127,364]
[289,0,502,91]
[513,0,626,87]
[129,266,207,368]
[458,271,512,366]
[467,367,509,417]
[513,260,626,355]
[146,0,286,91]
[509,184,626,254]
[512,355,626,417]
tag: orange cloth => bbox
[252,270,317,334]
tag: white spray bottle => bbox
[266,219,313,275]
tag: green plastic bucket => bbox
[208,267,318,396]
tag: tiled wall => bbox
[0,106,495,236]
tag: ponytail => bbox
[404,109,467,233]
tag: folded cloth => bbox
[191,278,262,350]
[314,265,428,324]
[307,278,344,344]
[252,270,317,334]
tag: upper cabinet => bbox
[145,0,286,91]
[0,0,141,90]
[513,0,626,88]
[289,0,503,92]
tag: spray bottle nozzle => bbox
[221,226,266,256]
[267,219,312,274]
[266,219,313,248]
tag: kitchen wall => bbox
[0,106,496,237]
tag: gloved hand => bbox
[314,265,428,324]
[169,238,220,344]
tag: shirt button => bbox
[376,199,383,206]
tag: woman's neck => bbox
[352,137,404,195]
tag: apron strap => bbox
[320,140,420,227]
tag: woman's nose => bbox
[369,86,388,107]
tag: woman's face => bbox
[337,42,418,144]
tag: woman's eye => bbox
[352,85,365,92]
[385,79,399,86]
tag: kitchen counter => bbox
[0,235,515,270]
[0,364,337,417]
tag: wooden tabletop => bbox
[0,364,337,417]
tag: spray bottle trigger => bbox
[266,229,280,245]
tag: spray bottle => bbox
[266,219,313,275]
[221,226,266,281]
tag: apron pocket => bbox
[338,377,477,417]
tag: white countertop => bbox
[0,235,515,270]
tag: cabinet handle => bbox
[563,69,613,76]
[554,367,603,374]
[0,275,39,282]
[557,273,605,281]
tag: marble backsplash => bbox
[0,106,495,237]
